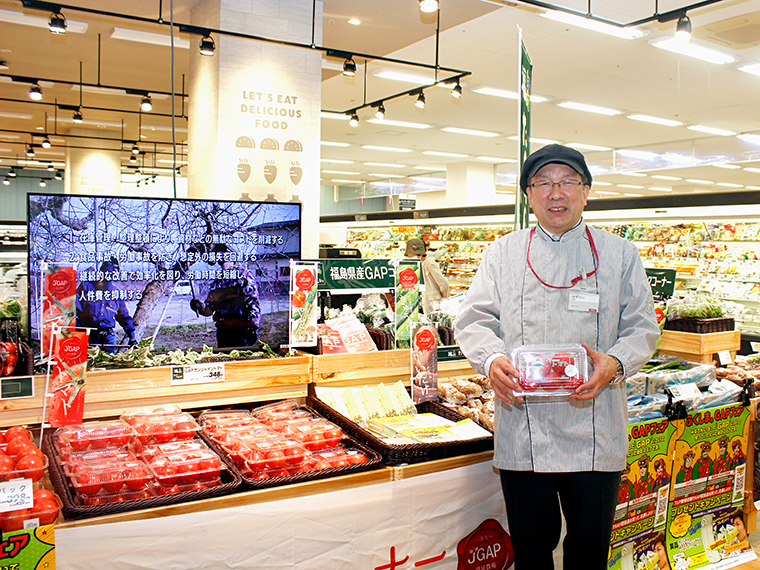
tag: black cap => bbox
[405,238,426,256]
[519,143,592,193]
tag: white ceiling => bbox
[2,0,760,203]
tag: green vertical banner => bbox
[515,27,532,231]
[394,260,421,349]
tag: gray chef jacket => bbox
[454,221,660,472]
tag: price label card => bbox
[669,383,702,402]
[751,342,760,353]
[171,362,225,386]
[0,478,33,513]
[717,350,733,365]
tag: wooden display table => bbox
[658,329,741,364]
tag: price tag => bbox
[668,383,701,402]
[717,350,733,365]
[0,478,33,513]
[751,342,760,353]
[171,362,225,386]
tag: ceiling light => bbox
[591,181,612,186]
[651,175,682,181]
[72,109,83,123]
[0,8,87,33]
[41,136,51,149]
[451,83,462,99]
[737,62,760,77]
[628,114,683,127]
[594,190,621,195]
[320,141,351,147]
[374,102,385,120]
[348,112,359,127]
[176,167,182,177]
[348,18,361,25]
[617,184,645,189]
[129,154,137,164]
[675,14,692,44]
[320,158,353,164]
[648,187,672,192]
[46,163,55,172]
[717,182,743,188]
[366,118,431,129]
[744,167,760,173]
[135,168,141,175]
[441,127,499,137]
[54,170,63,180]
[343,57,357,78]
[199,34,215,56]
[25,144,35,157]
[39,179,46,187]
[361,145,412,153]
[557,101,622,116]
[618,172,647,177]
[29,84,42,100]
[1,177,9,186]
[649,37,736,65]
[540,10,648,40]
[330,179,362,184]
[415,91,426,109]
[419,0,439,13]
[322,170,358,175]
[321,111,350,121]
[111,27,190,49]
[0,61,7,70]
[131,142,140,155]
[8,168,17,178]
[476,156,518,163]
[686,178,714,184]
[369,173,405,178]
[140,95,152,112]
[48,11,66,34]
[623,193,644,197]
[687,125,736,136]
[567,143,612,152]
[364,162,405,168]
[738,134,760,146]
[472,86,550,103]
[712,163,740,169]
[422,151,469,158]
[747,186,760,190]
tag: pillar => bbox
[65,129,121,195]
[445,162,496,207]
[188,0,322,258]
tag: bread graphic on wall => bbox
[289,162,302,185]
[284,139,302,152]
[237,158,251,183]
[261,138,279,150]
[264,160,277,184]
[236,135,254,148]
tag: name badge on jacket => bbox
[568,292,600,313]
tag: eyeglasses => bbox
[530,179,585,192]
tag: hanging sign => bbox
[315,259,395,292]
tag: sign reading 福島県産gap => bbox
[316,259,396,292]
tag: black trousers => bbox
[499,470,620,570]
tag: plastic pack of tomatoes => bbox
[0,490,62,532]
[511,344,589,396]
[137,439,226,495]
[54,420,135,456]
[121,411,200,449]
[0,426,49,486]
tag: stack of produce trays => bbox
[43,406,241,520]
[200,401,381,489]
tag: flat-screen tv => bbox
[27,194,301,354]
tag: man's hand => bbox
[570,343,619,401]
[488,356,524,405]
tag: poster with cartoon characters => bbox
[664,402,755,569]
[608,417,677,570]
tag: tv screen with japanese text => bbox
[27,194,301,354]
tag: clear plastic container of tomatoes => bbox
[511,344,588,396]
[120,404,182,422]
[252,400,306,425]
[141,439,226,490]
[198,410,266,441]
[54,420,135,456]
[62,448,154,501]
[0,491,63,532]
[123,412,200,449]
[306,448,369,471]
[271,417,344,451]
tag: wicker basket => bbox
[664,317,735,334]
[307,387,493,465]
[42,431,242,520]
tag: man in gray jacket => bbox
[455,144,660,570]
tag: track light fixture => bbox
[415,91,426,109]
[72,109,83,123]
[140,95,152,112]
[41,136,51,149]
[375,102,386,120]
[451,82,463,99]
[342,57,357,77]
[39,179,46,187]
[129,154,137,164]
[176,167,182,177]
[349,112,359,127]
[2,177,9,186]
[29,84,42,101]
[135,168,141,176]
[26,144,35,157]
[8,168,17,178]
[675,13,692,43]
[49,11,67,34]
[54,170,63,180]
[47,163,55,172]
[419,0,439,13]
[200,34,215,56]
[131,142,140,155]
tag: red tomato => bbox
[30,499,59,525]
[551,352,575,375]
[154,464,179,486]
[1,509,30,532]
[152,423,176,444]
[75,471,101,495]
[102,471,124,493]
[174,421,196,440]
[197,458,221,480]
[283,446,305,465]
[88,431,109,450]
[346,452,366,465]
[303,432,325,452]
[332,458,349,468]
[83,496,104,506]
[265,450,287,470]
[15,454,45,482]
[67,430,91,452]
[158,485,181,495]
[0,454,16,481]
[252,471,270,480]
[4,426,31,442]
[109,430,130,447]
[323,428,342,449]
[34,488,57,503]
[132,422,154,445]
[245,452,268,474]
[176,462,198,484]
[17,445,45,461]
[124,468,149,491]
[268,469,290,478]
[188,482,207,491]
[6,438,36,458]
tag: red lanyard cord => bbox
[526,226,599,289]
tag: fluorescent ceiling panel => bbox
[649,37,736,65]
[441,127,499,137]
[472,86,550,103]
[540,10,648,40]
[557,101,621,115]
[628,114,683,127]
[111,27,190,49]
[687,125,736,136]
[366,119,431,129]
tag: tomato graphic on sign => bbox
[398,267,418,289]
[295,269,315,291]
[415,328,437,351]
